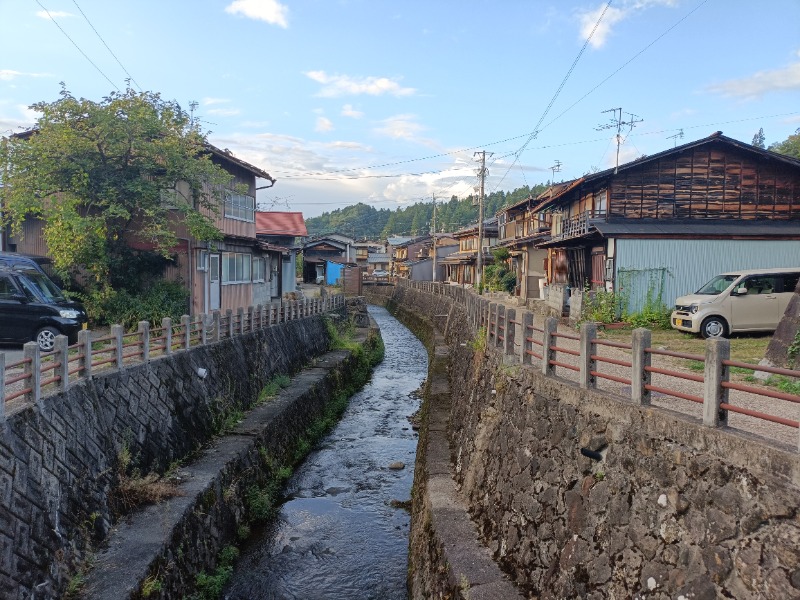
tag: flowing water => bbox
[224,306,427,600]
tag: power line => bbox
[71,0,142,91]
[34,0,120,91]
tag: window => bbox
[221,252,252,284]
[783,273,800,293]
[224,192,255,222]
[252,258,266,282]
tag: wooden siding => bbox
[608,147,800,220]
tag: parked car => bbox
[671,268,800,339]
[0,265,88,351]
[371,269,389,278]
[0,251,64,287]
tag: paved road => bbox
[0,345,24,366]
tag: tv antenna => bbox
[667,129,684,147]
[550,160,562,182]
[189,100,199,128]
[596,107,643,173]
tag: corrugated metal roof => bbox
[595,219,800,237]
[255,211,308,236]
[368,253,390,263]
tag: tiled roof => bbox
[368,253,390,263]
[256,211,308,236]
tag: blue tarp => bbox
[326,261,344,285]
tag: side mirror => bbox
[11,293,28,303]
[733,286,747,296]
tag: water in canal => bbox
[224,306,427,600]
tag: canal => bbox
[224,305,427,599]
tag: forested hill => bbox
[305,184,548,239]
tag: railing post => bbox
[226,309,234,338]
[200,314,209,345]
[162,317,173,355]
[496,304,505,348]
[579,322,597,389]
[23,342,40,406]
[541,317,557,377]
[703,338,729,428]
[255,304,263,329]
[182,315,191,350]
[78,329,92,378]
[247,306,254,332]
[138,321,150,362]
[0,352,4,420]
[504,308,516,358]
[236,308,243,335]
[521,311,533,365]
[631,328,651,405]
[54,335,69,392]
[112,324,124,370]
[210,311,219,342]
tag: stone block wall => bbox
[387,284,800,599]
[0,317,332,599]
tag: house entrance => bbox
[209,253,221,311]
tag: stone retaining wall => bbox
[381,284,800,599]
[0,314,338,599]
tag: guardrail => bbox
[397,278,800,451]
[0,295,345,417]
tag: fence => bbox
[397,278,800,452]
[0,295,345,417]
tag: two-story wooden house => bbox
[255,211,307,302]
[440,218,499,286]
[530,131,800,310]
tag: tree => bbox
[769,128,800,160]
[751,127,766,149]
[0,86,232,292]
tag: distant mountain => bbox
[305,184,547,240]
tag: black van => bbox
[0,265,88,352]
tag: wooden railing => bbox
[0,295,345,416]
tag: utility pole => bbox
[431,193,437,282]
[667,129,684,147]
[474,150,492,291]
[596,107,643,173]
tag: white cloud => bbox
[35,10,74,20]
[0,69,49,81]
[324,141,371,151]
[578,0,677,49]
[305,71,416,97]
[706,60,800,99]
[341,104,364,118]
[374,114,425,141]
[225,0,288,28]
[315,116,334,132]
[207,107,241,117]
[203,97,230,106]
[0,103,40,133]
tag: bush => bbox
[80,280,189,329]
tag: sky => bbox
[1,0,799,220]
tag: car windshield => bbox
[695,274,740,295]
[18,271,65,302]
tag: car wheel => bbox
[36,326,61,352]
[700,316,728,339]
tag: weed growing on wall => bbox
[257,374,292,405]
[191,545,240,600]
[111,441,181,515]
[467,327,487,352]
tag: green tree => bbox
[0,85,231,291]
[769,128,800,160]
[751,127,766,149]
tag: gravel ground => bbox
[513,311,800,450]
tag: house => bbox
[5,141,276,316]
[393,235,432,278]
[354,240,385,270]
[386,236,413,275]
[302,233,355,283]
[440,218,499,286]
[255,211,307,302]
[367,252,390,273]
[528,131,800,312]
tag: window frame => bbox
[224,192,256,223]
[221,252,253,285]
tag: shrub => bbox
[80,280,189,329]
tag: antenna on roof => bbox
[189,100,199,129]
[667,129,684,147]
[550,160,562,182]
[596,107,643,174]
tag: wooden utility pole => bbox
[431,193,437,282]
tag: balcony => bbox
[551,209,606,242]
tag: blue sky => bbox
[1,0,799,219]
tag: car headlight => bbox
[59,309,80,319]
[690,304,699,314]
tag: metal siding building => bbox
[614,239,800,312]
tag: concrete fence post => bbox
[236,308,244,335]
[504,308,516,357]
[138,321,150,362]
[521,311,534,365]
[0,352,4,420]
[112,324,124,370]
[200,314,209,345]
[212,312,221,343]
[162,317,173,355]
[487,303,496,343]
[181,315,191,350]
[78,329,92,379]
[579,322,597,389]
[226,309,234,338]
[703,338,730,428]
[247,306,255,332]
[256,305,263,329]
[55,335,69,392]
[23,342,40,406]
[496,304,505,348]
[541,317,558,377]
[631,328,651,405]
